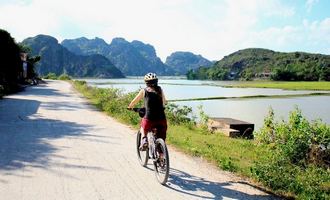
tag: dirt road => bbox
[0,80,278,199]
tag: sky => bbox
[0,0,330,61]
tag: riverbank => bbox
[225,81,330,91]
[169,92,330,102]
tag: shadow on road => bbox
[0,96,102,172]
[20,83,71,98]
[166,168,278,200]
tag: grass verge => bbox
[226,81,330,91]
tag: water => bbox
[80,78,330,131]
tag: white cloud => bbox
[0,2,61,41]
[306,0,319,13]
[245,17,330,55]
[304,18,330,43]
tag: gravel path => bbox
[0,80,279,200]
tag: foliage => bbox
[188,48,330,81]
[240,68,255,81]
[197,105,209,129]
[18,44,32,53]
[0,29,22,93]
[43,72,58,80]
[0,29,41,96]
[166,51,212,75]
[253,107,330,199]
[165,103,194,126]
[187,67,209,80]
[58,74,71,80]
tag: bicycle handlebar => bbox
[127,107,146,117]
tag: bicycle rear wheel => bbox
[136,131,148,166]
[153,138,170,185]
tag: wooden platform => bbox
[208,117,254,138]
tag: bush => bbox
[58,74,71,80]
[0,29,22,93]
[252,107,330,199]
[165,103,195,126]
[43,72,58,80]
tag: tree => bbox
[0,29,22,93]
[319,66,330,81]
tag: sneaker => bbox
[158,153,166,169]
[139,137,148,151]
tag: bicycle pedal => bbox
[139,145,148,151]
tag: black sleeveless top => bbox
[144,87,166,120]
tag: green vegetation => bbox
[58,74,71,80]
[188,48,330,81]
[167,125,258,174]
[0,29,23,94]
[43,73,58,80]
[0,29,41,96]
[228,81,330,91]
[165,51,212,75]
[73,80,330,199]
[169,92,330,102]
[43,73,72,80]
[253,108,330,199]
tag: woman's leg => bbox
[139,125,148,150]
[140,127,146,137]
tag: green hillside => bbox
[187,48,330,81]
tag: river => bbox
[79,77,330,131]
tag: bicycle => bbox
[128,107,170,185]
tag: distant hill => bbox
[22,35,124,78]
[62,37,174,76]
[61,37,109,56]
[188,48,330,81]
[165,51,212,75]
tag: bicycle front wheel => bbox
[136,131,148,166]
[153,138,170,185]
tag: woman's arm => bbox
[128,89,144,108]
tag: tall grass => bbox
[253,107,330,199]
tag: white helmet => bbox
[144,72,158,83]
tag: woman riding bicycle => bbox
[128,73,167,150]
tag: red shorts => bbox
[141,118,167,140]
